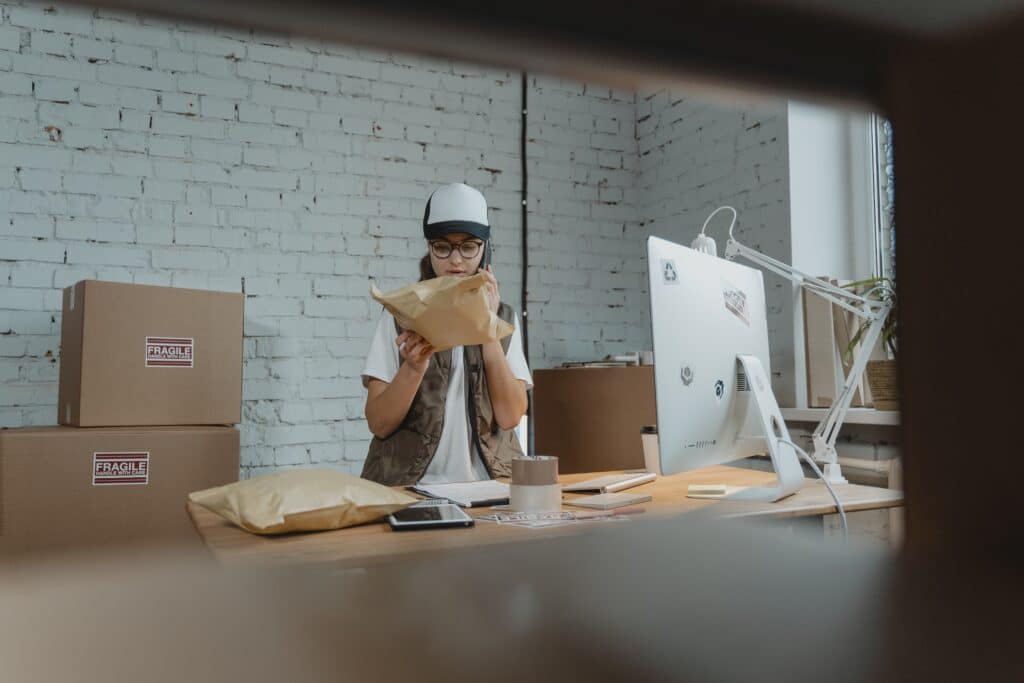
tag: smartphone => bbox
[388,503,475,531]
[480,240,491,270]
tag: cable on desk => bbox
[780,438,848,543]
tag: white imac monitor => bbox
[647,236,803,501]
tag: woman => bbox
[360,183,532,486]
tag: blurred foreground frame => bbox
[10,0,1024,680]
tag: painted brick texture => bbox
[1,2,679,476]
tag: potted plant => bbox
[843,277,898,411]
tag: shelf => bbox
[780,407,900,426]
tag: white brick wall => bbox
[2,2,819,475]
[635,89,795,404]
[1,1,654,476]
[525,76,646,366]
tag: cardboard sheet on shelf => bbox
[370,273,513,351]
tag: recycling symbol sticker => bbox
[661,259,679,285]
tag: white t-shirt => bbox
[362,310,533,484]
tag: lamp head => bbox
[692,205,737,258]
[691,233,718,257]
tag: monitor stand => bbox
[727,355,805,502]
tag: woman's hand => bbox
[396,330,434,375]
[482,265,500,313]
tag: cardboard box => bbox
[533,367,656,474]
[0,426,239,555]
[803,286,841,408]
[58,280,243,426]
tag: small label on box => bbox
[145,337,194,368]
[93,452,150,486]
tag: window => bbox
[872,116,896,281]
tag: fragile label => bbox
[145,337,194,368]
[93,452,150,486]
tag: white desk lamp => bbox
[692,206,894,485]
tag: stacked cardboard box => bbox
[1,281,244,555]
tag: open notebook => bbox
[410,480,511,507]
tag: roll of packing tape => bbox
[509,455,561,513]
[510,483,562,513]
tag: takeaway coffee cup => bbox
[641,425,661,475]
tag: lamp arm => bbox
[722,234,894,481]
[811,304,892,459]
[724,239,887,319]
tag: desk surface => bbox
[187,465,903,567]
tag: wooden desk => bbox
[187,465,903,568]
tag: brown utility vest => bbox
[361,302,525,486]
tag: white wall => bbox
[0,1,645,476]
[788,101,877,280]
[787,101,879,408]
[525,76,643,367]
[3,1,877,475]
[635,89,795,404]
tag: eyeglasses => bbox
[429,239,483,260]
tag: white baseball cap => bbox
[422,183,490,241]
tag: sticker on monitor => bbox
[721,280,750,327]
[680,365,694,386]
[661,259,679,285]
[93,452,150,486]
[146,337,194,368]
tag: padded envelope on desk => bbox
[189,468,416,535]
[371,273,514,351]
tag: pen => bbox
[573,506,646,519]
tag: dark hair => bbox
[419,253,436,281]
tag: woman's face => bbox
[428,232,485,278]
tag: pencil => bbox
[573,506,646,519]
